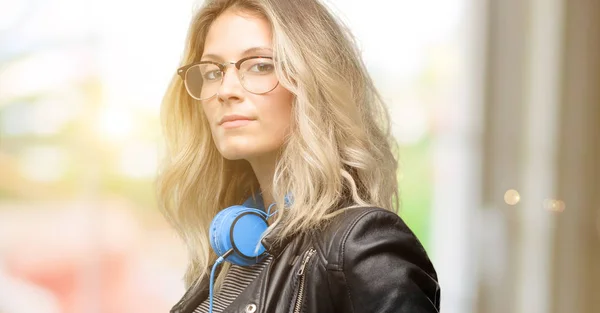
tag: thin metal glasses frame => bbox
[177,56,279,100]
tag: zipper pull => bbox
[296,249,316,276]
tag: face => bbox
[200,9,294,163]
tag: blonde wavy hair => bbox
[157,0,400,290]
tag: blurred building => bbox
[468,1,600,313]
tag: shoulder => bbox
[311,206,441,312]
[312,206,429,269]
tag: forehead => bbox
[202,10,272,60]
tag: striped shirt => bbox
[194,255,274,313]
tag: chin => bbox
[220,152,250,161]
[215,137,281,161]
[217,143,256,161]
[218,145,279,162]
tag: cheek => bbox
[201,103,221,136]
[267,90,294,128]
[198,106,220,149]
[271,104,292,129]
[201,103,218,124]
[261,98,293,139]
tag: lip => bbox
[219,114,255,128]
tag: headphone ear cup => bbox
[209,205,269,266]
[209,206,235,257]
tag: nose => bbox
[217,63,244,104]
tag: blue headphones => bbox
[207,193,291,312]
[209,204,270,266]
[209,192,292,266]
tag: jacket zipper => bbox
[292,248,316,313]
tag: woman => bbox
[158,0,440,312]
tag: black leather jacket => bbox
[171,207,441,313]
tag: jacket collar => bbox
[169,273,210,313]
[261,222,296,257]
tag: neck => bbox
[247,152,279,210]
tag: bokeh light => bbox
[504,189,521,205]
[543,199,566,213]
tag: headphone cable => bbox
[209,249,234,313]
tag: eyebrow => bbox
[201,46,273,61]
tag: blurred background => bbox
[0,0,598,312]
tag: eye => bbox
[248,62,274,74]
[203,69,223,81]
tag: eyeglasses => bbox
[177,56,279,100]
